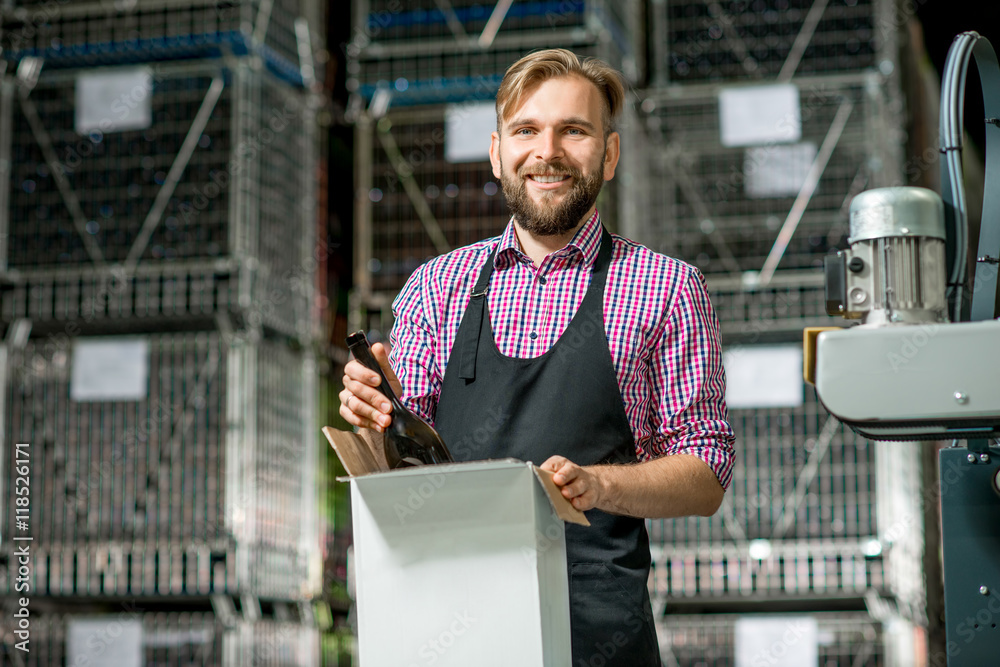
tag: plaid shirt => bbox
[390,211,735,489]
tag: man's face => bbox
[489,75,620,237]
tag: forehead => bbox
[502,74,604,127]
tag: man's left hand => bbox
[540,456,605,512]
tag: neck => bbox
[513,208,596,267]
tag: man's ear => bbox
[603,131,621,181]
[489,131,502,179]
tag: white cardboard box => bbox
[323,427,589,667]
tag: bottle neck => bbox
[373,368,406,412]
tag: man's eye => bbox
[516,128,533,135]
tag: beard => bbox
[499,154,605,237]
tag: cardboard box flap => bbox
[322,426,386,477]
[532,466,590,526]
[322,426,590,526]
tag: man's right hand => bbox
[339,341,401,433]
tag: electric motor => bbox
[824,186,949,326]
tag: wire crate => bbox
[359,0,589,43]
[705,270,836,337]
[355,105,508,293]
[649,381,877,547]
[0,58,317,339]
[0,610,319,666]
[656,612,892,667]
[651,0,894,85]
[0,329,319,600]
[622,72,902,276]
[650,541,885,600]
[355,104,621,294]
[0,0,322,86]
[350,34,628,107]
[347,0,642,107]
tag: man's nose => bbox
[534,129,563,162]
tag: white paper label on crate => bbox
[445,102,496,163]
[723,344,803,409]
[67,617,143,667]
[71,337,150,402]
[734,616,817,667]
[744,142,817,198]
[75,68,153,135]
[144,629,213,646]
[719,84,801,147]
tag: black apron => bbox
[435,228,661,666]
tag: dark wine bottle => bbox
[346,331,453,468]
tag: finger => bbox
[343,375,393,415]
[338,402,383,432]
[345,360,382,387]
[353,394,392,429]
[540,455,569,473]
[552,463,580,486]
[339,388,391,430]
[560,479,589,499]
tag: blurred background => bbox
[1,1,998,665]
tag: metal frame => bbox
[0,609,320,667]
[0,57,318,340]
[650,0,897,87]
[624,70,904,279]
[652,540,887,601]
[704,270,835,338]
[351,104,507,296]
[655,611,908,667]
[0,327,317,601]
[0,0,324,87]
[347,0,640,107]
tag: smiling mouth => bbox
[527,174,569,184]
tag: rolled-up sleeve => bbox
[647,269,735,490]
[389,264,443,425]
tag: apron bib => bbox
[435,229,661,666]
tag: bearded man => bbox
[340,48,735,666]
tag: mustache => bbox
[516,162,582,178]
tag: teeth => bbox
[530,175,567,183]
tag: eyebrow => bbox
[506,117,598,133]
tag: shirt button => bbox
[529,332,538,340]
[538,276,547,285]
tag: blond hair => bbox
[495,48,625,137]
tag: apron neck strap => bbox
[458,226,613,381]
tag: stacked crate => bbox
[0,608,320,666]
[0,1,324,663]
[655,612,907,667]
[650,0,891,85]
[348,0,645,331]
[632,2,929,664]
